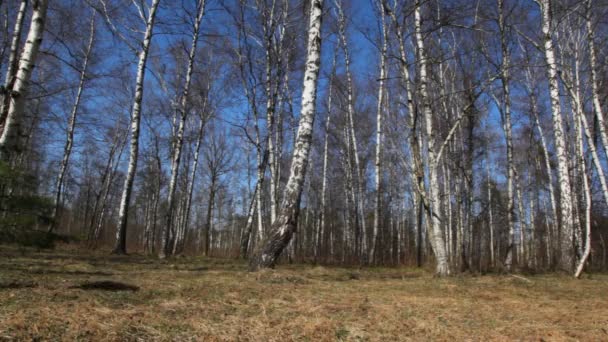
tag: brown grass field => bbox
[1,246,607,341]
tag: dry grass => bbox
[1,246,608,341]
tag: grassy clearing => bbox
[1,246,607,341]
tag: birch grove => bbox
[2,0,608,278]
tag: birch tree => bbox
[414,0,449,276]
[370,0,388,265]
[160,0,206,258]
[249,0,324,270]
[335,0,368,259]
[496,0,516,271]
[0,0,48,162]
[50,13,96,233]
[113,0,161,254]
[535,0,575,272]
[0,0,28,135]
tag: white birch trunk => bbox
[0,0,28,133]
[497,0,516,271]
[249,0,323,270]
[50,14,95,233]
[0,0,48,161]
[318,53,336,262]
[113,0,161,254]
[371,1,388,264]
[160,0,206,258]
[537,0,575,272]
[573,88,591,279]
[335,0,368,258]
[262,1,278,225]
[415,0,449,276]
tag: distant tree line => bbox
[1,0,608,277]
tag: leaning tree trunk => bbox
[0,0,28,135]
[50,14,95,233]
[113,0,161,254]
[248,0,323,271]
[160,0,206,258]
[537,0,574,272]
[0,0,48,162]
[415,0,450,276]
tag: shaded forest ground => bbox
[1,246,607,341]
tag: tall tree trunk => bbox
[537,0,574,272]
[415,0,449,276]
[497,0,516,271]
[0,0,48,161]
[248,0,323,271]
[335,0,367,259]
[262,0,279,225]
[388,4,424,268]
[371,0,388,264]
[318,52,336,262]
[160,0,206,258]
[50,14,96,233]
[113,0,161,254]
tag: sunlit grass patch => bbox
[1,246,608,340]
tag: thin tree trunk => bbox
[515,177,526,266]
[574,91,592,279]
[240,175,264,258]
[371,1,388,264]
[335,0,367,259]
[487,160,495,268]
[318,52,336,262]
[50,14,96,233]
[248,0,323,271]
[93,132,127,246]
[204,176,217,256]
[528,85,558,260]
[161,0,206,258]
[181,113,208,253]
[113,0,161,254]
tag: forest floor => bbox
[1,246,607,341]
